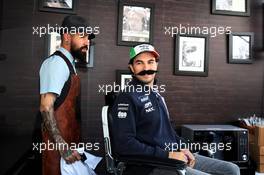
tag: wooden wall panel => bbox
[0,0,263,173]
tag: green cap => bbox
[129,44,160,63]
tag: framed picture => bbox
[228,32,254,64]
[117,1,154,46]
[86,44,94,68]
[116,70,132,90]
[174,35,209,77]
[75,44,95,68]
[212,0,250,16]
[39,0,77,14]
[46,32,95,68]
[46,32,61,57]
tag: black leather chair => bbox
[101,93,186,175]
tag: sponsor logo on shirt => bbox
[118,103,129,111]
[118,103,129,107]
[118,111,127,118]
[144,102,152,109]
[144,101,155,113]
[139,95,149,103]
[118,107,128,111]
[145,107,154,113]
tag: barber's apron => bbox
[42,51,81,175]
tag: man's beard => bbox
[71,45,88,64]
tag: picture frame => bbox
[212,0,250,16]
[174,34,209,77]
[39,0,77,14]
[46,32,61,57]
[46,32,95,68]
[228,32,254,64]
[75,44,95,68]
[86,44,95,68]
[117,0,154,46]
[116,70,133,90]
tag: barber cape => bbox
[60,148,102,175]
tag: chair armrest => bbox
[117,155,187,170]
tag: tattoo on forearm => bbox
[41,107,70,158]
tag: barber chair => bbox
[101,93,186,175]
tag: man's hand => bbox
[180,149,195,168]
[168,151,188,163]
[61,149,81,164]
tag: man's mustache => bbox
[136,70,158,75]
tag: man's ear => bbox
[62,33,71,43]
[129,64,135,74]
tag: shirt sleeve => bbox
[39,56,69,96]
[111,93,169,158]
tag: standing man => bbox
[39,15,95,175]
[111,44,240,175]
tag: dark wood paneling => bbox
[0,85,6,93]
[0,0,2,31]
[0,54,6,61]
[0,0,262,142]
[0,0,263,173]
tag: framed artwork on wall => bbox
[45,32,95,68]
[212,0,250,16]
[117,0,154,46]
[228,32,254,64]
[116,70,132,90]
[174,34,209,77]
[39,0,77,14]
[46,32,61,57]
[75,44,95,68]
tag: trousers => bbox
[149,153,240,175]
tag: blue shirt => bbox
[39,47,76,96]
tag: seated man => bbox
[111,44,240,175]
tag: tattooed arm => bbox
[40,93,81,163]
